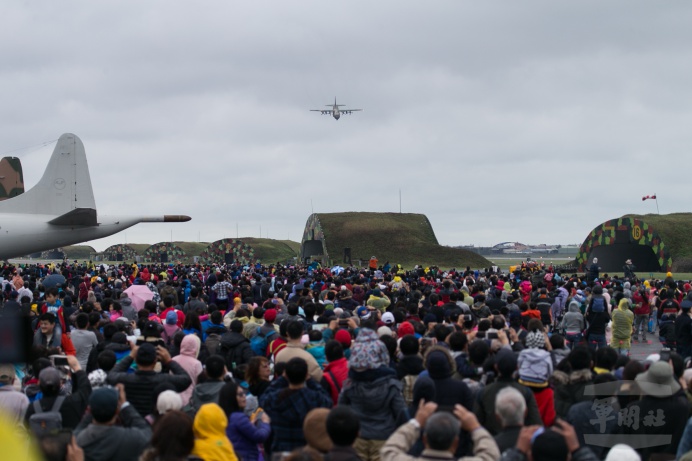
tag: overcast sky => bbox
[2,1,691,252]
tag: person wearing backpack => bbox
[25,355,92,434]
[249,309,279,357]
[395,335,425,406]
[161,310,182,347]
[585,291,611,350]
[321,340,349,405]
[201,309,227,343]
[220,320,256,372]
[585,285,607,315]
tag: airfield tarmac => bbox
[628,333,667,362]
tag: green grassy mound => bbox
[238,238,299,264]
[315,212,490,269]
[62,245,96,260]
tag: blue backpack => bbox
[250,327,277,357]
[591,297,605,313]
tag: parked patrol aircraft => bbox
[310,98,362,120]
[0,133,190,260]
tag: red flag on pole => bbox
[642,195,657,201]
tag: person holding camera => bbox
[24,355,91,432]
[501,420,599,461]
[380,401,499,461]
[106,341,192,417]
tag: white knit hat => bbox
[156,390,183,414]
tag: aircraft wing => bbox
[340,109,362,114]
[310,110,332,115]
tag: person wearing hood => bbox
[560,301,585,349]
[611,298,634,355]
[339,328,406,461]
[471,294,492,320]
[366,288,391,312]
[172,334,203,406]
[192,403,238,461]
[517,325,555,427]
[74,385,151,461]
[119,292,136,321]
[419,345,478,457]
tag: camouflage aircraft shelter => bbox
[575,214,692,273]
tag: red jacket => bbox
[322,357,349,405]
[533,387,556,427]
[158,307,185,328]
[633,291,650,315]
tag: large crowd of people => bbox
[0,257,691,461]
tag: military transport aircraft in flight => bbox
[310,98,362,120]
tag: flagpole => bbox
[655,193,660,215]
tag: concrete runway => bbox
[628,334,668,361]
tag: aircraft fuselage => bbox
[0,214,146,260]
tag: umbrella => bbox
[42,274,66,289]
[123,284,155,312]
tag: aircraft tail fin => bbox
[0,133,96,216]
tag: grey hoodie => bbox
[119,297,136,321]
[560,301,585,334]
[190,380,225,410]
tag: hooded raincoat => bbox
[560,301,585,334]
[172,335,203,406]
[192,403,238,461]
[612,298,634,350]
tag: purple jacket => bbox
[226,411,271,461]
